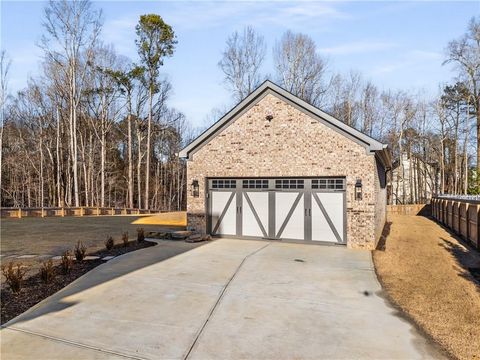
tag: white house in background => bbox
[388,153,439,205]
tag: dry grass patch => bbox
[374,214,480,360]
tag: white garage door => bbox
[208,178,345,244]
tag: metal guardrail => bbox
[431,197,479,250]
[0,207,161,218]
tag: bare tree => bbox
[444,17,480,174]
[327,71,362,128]
[219,26,266,102]
[0,51,11,194]
[41,0,102,206]
[86,44,122,207]
[273,31,327,106]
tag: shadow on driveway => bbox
[4,239,206,328]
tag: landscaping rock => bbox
[171,231,193,240]
[186,233,212,243]
[102,256,115,261]
[83,256,100,260]
[145,231,168,239]
[186,233,202,243]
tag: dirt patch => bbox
[1,240,154,325]
[373,214,480,360]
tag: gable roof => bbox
[180,80,391,167]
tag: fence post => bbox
[18,208,22,219]
[111,208,114,216]
[465,203,469,241]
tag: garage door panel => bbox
[242,192,268,238]
[275,192,304,240]
[211,191,236,236]
[312,192,344,243]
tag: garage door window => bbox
[312,178,345,190]
[211,179,237,189]
[243,179,268,188]
[275,179,304,189]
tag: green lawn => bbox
[1,216,181,256]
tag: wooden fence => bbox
[1,207,160,219]
[387,204,428,216]
[431,197,479,250]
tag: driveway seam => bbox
[5,326,147,360]
[183,242,271,360]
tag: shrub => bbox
[105,236,114,250]
[74,241,87,261]
[40,259,56,284]
[60,251,73,274]
[122,232,129,247]
[1,262,27,293]
[137,228,145,243]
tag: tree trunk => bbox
[71,62,80,207]
[101,130,106,207]
[127,111,133,208]
[144,86,153,210]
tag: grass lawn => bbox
[374,213,480,360]
[1,215,182,256]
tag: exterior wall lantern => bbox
[355,179,362,200]
[191,180,199,198]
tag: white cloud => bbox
[320,41,397,55]
[371,49,443,75]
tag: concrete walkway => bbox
[1,239,444,359]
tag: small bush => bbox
[137,228,145,243]
[122,232,129,247]
[105,236,114,250]
[2,262,27,293]
[40,259,56,284]
[74,241,87,261]
[61,251,73,274]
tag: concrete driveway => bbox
[1,239,444,359]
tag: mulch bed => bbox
[1,240,155,325]
[92,239,155,258]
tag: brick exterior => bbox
[186,93,386,249]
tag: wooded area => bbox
[1,1,479,209]
[218,24,480,203]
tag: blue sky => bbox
[1,1,478,127]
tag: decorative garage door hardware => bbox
[208,178,346,244]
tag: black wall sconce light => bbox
[355,179,362,200]
[191,180,199,197]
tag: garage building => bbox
[179,81,391,249]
